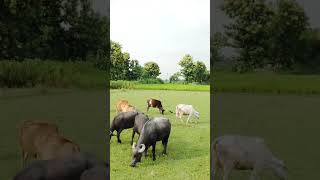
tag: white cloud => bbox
[111,0,210,79]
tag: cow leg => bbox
[162,138,168,154]
[250,166,261,180]
[152,144,156,161]
[186,114,192,124]
[131,131,135,145]
[117,130,122,143]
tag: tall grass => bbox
[110,80,209,91]
[213,71,320,94]
[0,60,106,88]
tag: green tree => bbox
[221,0,274,72]
[267,0,309,70]
[110,41,130,80]
[193,61,208,83]
[211,32,228,62]
[127,59,143,80]
[169,72,181,83]
[179,54,196,82]
[143,62,161,78]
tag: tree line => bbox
[213,0,320,73]
[0,0,109,63]
[111,41,210,84]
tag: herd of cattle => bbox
[11,98,287,179]
[14,120,108,180]
[110,98,201,167]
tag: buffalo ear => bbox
[138,144,146,153]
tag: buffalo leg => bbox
[131,131,135,145]
[162,138,168,154]
[117,130,122,143]
[144,146,149,157]
[152,144,156,161]
[222,162,233,180]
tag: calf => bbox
[19,120,59,167]
[147,98,165,115]
[130,117,171,167]
[131,112,149,145]
[116,100,136,113]
[13,152,108,180]
[175,104,200,123]
[35,134,80,160]
[212,135,287,180]
[110,111,139,143]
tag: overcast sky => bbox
[110,0,210,80]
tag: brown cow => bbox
[147,98,165,115]
[116,99,136,113]
[19,120,59,167]
[35,134,80,160]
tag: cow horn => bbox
[138,144,146,153]
[132,142,136,149]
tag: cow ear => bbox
[132,142,136,149]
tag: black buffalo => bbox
[110,111,138,143]
[131,117,171,167]
[13,152,108,180]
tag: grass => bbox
[110,90,210,180]
[213,92,320,179]
[213,71,320,94]
[0,88,107,180]
[110,81,209,91]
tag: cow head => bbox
[130,142,146,167]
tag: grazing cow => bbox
[35,134,80,160]
[147,98,165,115]
[212,135,287,180]
[131,117,171,167]
[110,111,139,143]
[116,100,136,113]
[175,104,200,123]
[13,152,108,180]
[131,112,149,145]
[19,120,59,167]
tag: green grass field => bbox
[213,71,320,94]
[110,90,210,180]
[213,92,320,180]
[0,89,107,180]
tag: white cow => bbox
[212,135,287,180]
[175,104,200,123]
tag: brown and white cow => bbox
[147,98,165,115]
[19,120,59,167]
[35,134,80,160]
[116,99,136,113]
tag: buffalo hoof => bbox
[117,140,122,144]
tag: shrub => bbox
[110,80,136,89]
[138,78,164,84]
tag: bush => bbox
[110,80,136,89]
[138,78,164,84]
